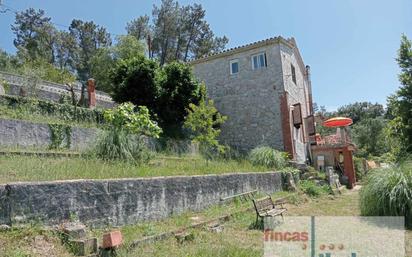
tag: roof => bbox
[188,36,298,65]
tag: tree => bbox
[90,35,146,92]
[184,85,227,158]
[69,19,111,82]
[11,8,53,61]
[386,35,412,154]
[126,15,150,41]
[151,0,180,65]
[157,62,202,137]
[351,118,388,157]
[126,0,228,64]
[110,56,159,112]
[335,102,385,124]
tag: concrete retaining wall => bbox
[0,118,99,151]
[0,172,282,227]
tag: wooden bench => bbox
[252,195,287,226]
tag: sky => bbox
[0,0,411,111]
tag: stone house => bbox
[190,36,315,163]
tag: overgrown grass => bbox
[248,146,288,169]
[0,224,71,257]
[298,180,331,197]
[360,161,412,227]
[0,154,268,183]
[0,104,100,129]
[93,129,153,163]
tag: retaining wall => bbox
[0,172,283,227]
[0,118,99,151]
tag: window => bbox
[230,59,239,74]
[291,64,296,84]
[252,53,267,70]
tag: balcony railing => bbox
[316,130,352,146]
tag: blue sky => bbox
[0,0,411,110]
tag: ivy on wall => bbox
[48,123,72,149]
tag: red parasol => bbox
[323,117,353,127]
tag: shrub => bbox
[94,130,153,163]
[249,146,288,169]
[354,157,367,181]
[299,180,331,197]
[184,86,227,160]
[360,161,412,228]
[94,102,161,164]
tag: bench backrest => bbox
[252,196,274,213]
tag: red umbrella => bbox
[323,117,353,127]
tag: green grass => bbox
[0,154,268,184]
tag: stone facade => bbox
[191,36,314,163]
[0,172,283,226]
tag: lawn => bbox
[0,155,268,184]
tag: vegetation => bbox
[0,95,105,126]
[386,35,412,157]
[94,103,161,163]
[298,180,331,197]
[127,0,228,64]
[184,87,227,159]
[111,57,203,137]
[157,62,203,137]
[360,161,412,228]
[0,155,267,184]
[90,35,146,93]
[248,146,288,169]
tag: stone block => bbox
[70,237,97,256]
[62,222,87,239]
[174,230,194,244]
[102,231,123,249]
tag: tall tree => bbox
[69,19,111,82]
[151,0,180,65]
[387,34,412,154]
[126,15,150,41]
[335,102,385,124]
[90,35,146,92]
[126,0,228,64]
[157,61,202,137]
[11,8,53,61]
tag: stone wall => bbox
[0,118,99,151]
[0,71,115,108]
[0,172,283,227]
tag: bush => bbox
[249,146,288,169]
[354,157,367,181]
[94,103,161,164]
[360,161,412,228]
[299,180,331,197]
[94,130,153,163]
[184,87,227,160]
